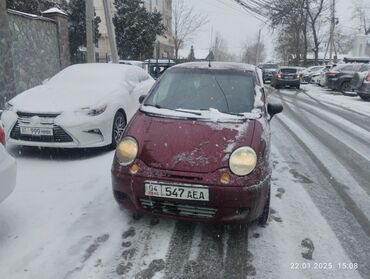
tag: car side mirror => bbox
[267,102,283,119]
[139,95,146,104]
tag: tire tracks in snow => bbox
[164,223,251,279]
[277,93,370,196]
[271,101,370,277]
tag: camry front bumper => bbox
[1,110,113,148]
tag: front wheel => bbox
[110,111,126,149]
[258,187,270,226]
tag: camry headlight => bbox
[79,104,107,116]
[116,136,138,166]
[229,147,257,176]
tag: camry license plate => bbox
[20,126,53,136]
[145,181,209,201]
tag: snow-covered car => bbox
[1,64,155,149]
[301,66,326,83]
[353,70,370,101]
[112,62,283,225]
[0,121,16,203]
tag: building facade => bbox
[143,0,175,58]
[95,0,175,61]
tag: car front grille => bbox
[10,112,73,143]
[139,198,217,219]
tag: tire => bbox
[258,187,270,226]
[110,110,126,149]
[340,81,352,94]
[296,84,300,89]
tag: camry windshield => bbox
[144,69,256,114]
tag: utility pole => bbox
[255,28,262,65]
[85,0,95,63]
[103,0,119,63]
[324,0,338,64]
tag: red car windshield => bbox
[144,69,256,114]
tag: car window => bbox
[280,68,297,74]
[145,69,256,114]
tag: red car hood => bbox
[128,112,256,173]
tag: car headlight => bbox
[79,104,107,116]
[116,136,138,166]
[229,147,257,176]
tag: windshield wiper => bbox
[219,111,245,117]
[143,104,202,116]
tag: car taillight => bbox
[366,70,370,82]
[0,127,5,145]
[327,71,338,77]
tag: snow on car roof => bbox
[48,63,141,84]
[172,62,256,72]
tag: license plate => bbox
[145,181,209,201]
[20,126,53,136]
[284,76,294,80]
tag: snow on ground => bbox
[0,83,369,279]
[300,84,370,116]
[248,146,362,279]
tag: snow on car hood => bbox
[9,80,125,114]
[127,111,255,173]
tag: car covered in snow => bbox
[301,66,326,84]
[1,64,154,149]
[352,69,370,101]
[111,62,283,224]
[0,121,16,203]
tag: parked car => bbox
[0,121,16,204]
[301,66,326,83]
[326,63,370,94]
[310,65,331,84]
[353,70,370,101]
[111,62,283,225]
[145,59,176,79]
[257,63,280,83]
[271,66,301,89]
[1,64,154,149]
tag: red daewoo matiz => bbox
[111,62,283,224]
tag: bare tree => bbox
[212,33,237,62]
[172,0,208,59]
[305,0,327,64]
[241,35,266,65]
[353,0,370,35]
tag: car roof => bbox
[172,62,256,72]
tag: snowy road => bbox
[0,84,369,279]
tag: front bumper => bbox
[112,164,271,224]
[275,79,300,87]
[1,110,113,148]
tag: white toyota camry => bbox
[0,121,16,203]
[1,64,154,148]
